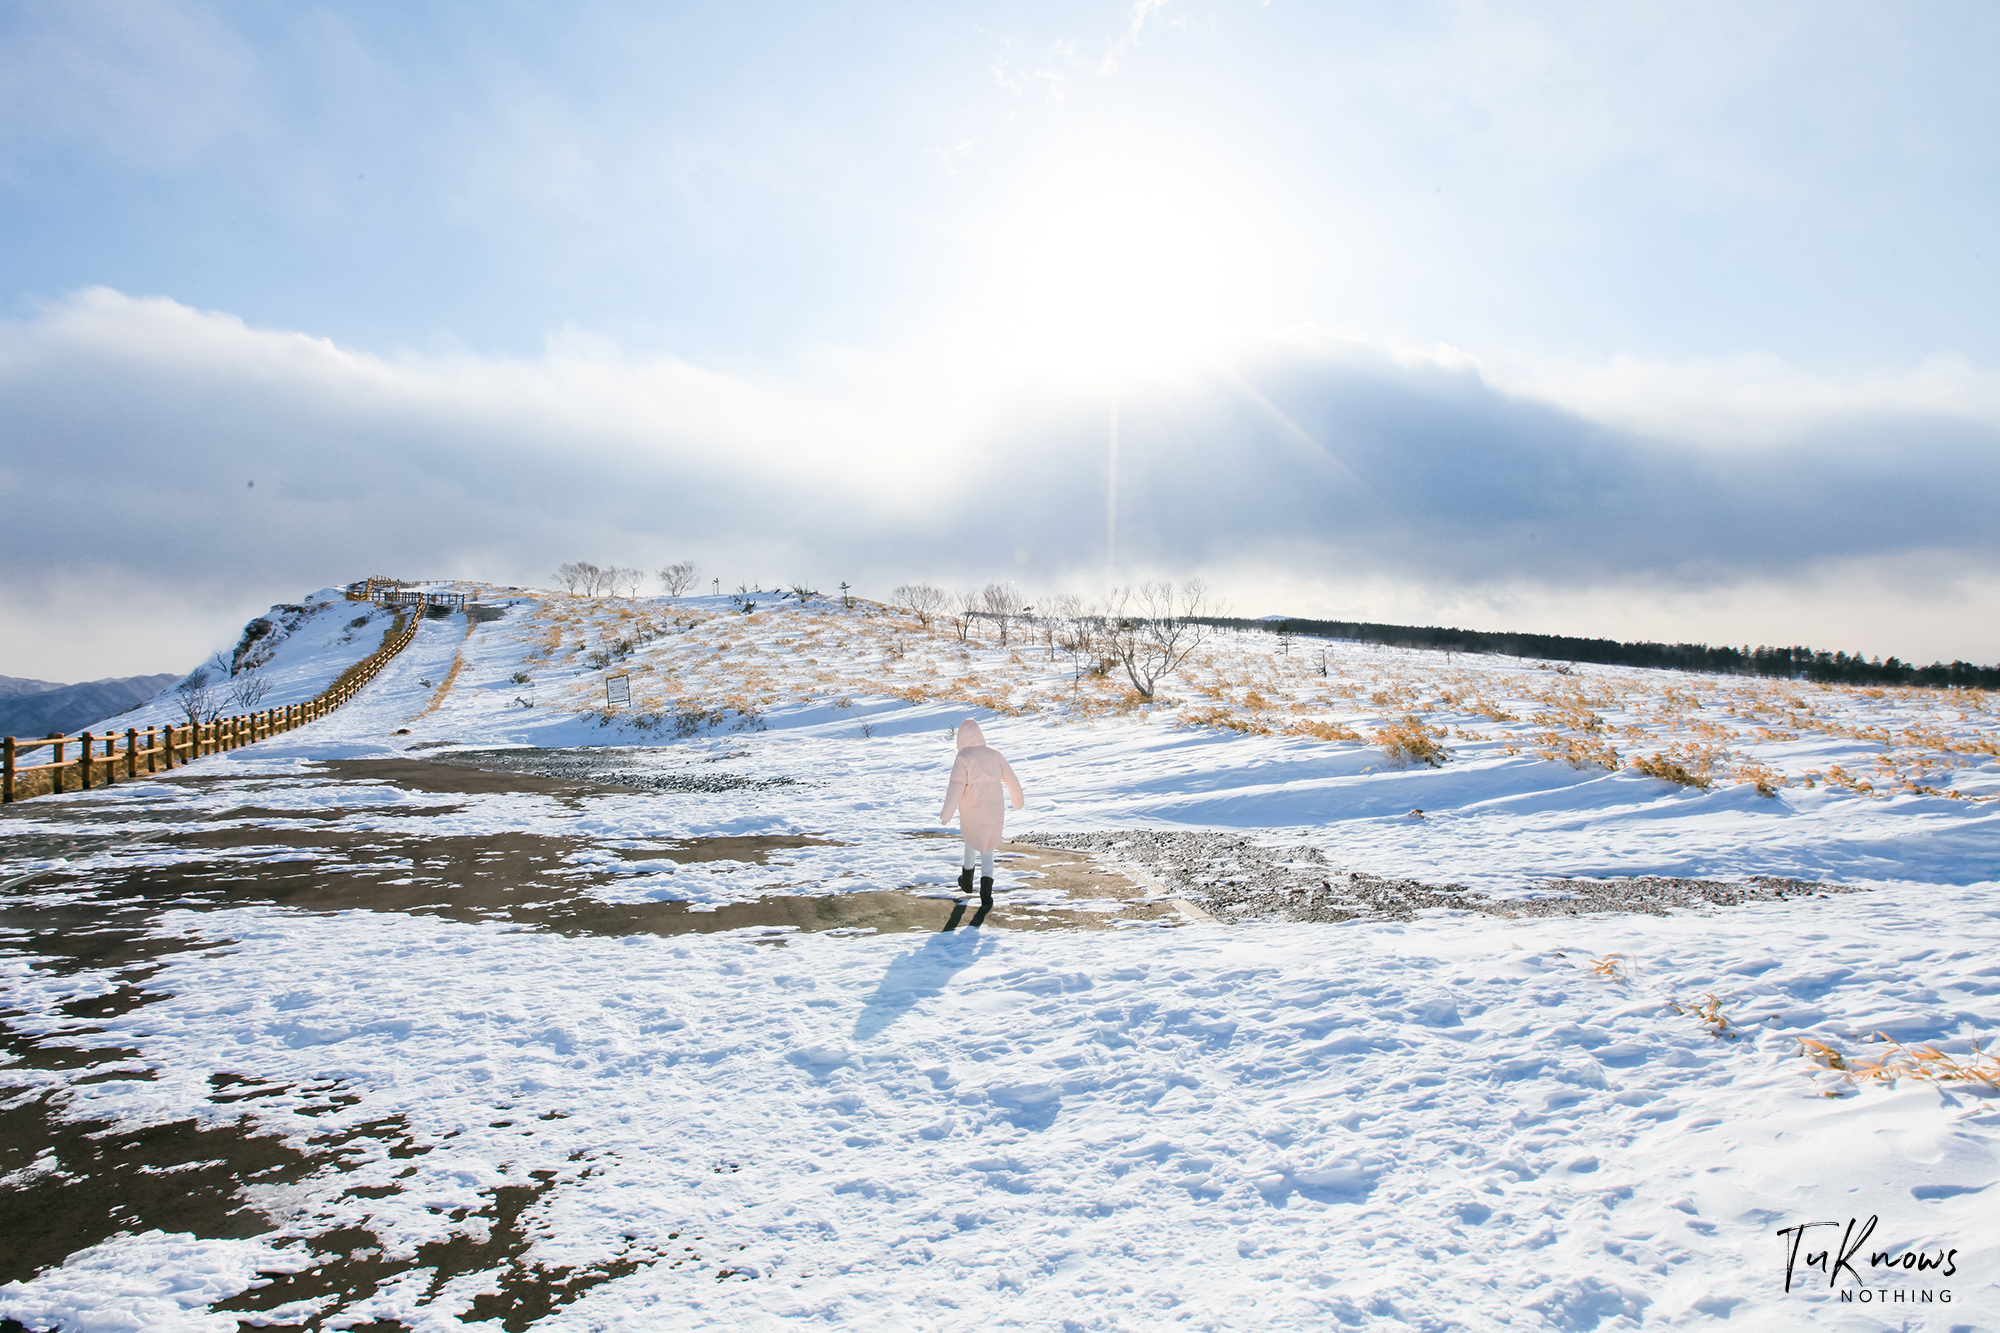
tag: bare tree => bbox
[950,589,981,643]
[228,669,271,713]
[892,583,947,630]
[175,663,226,727]
[980,583,1024,648]
[615,566,646,597]
[1102,580,1215,700]
[657,561,699,597]
[1036,591,1073,662]
[555,561,599,594]
[558,562,625,596]
[1048,593,1094,684]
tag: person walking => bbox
[938,719,1025,908]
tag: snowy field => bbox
[2,586,1997,1330]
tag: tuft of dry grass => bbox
[1631,753,1711,789]
[1586,954,1635,982]
[1799,1034,2000,1091]
[1734,758,1788,798]
[1533,731,1620,771]
[1669,992,1738,1039]
[1179,706,1271,736]
[1374,715,1450,767]
[1283,719,1363,744]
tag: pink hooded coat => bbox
[938,719,1024,852]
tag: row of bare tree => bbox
[891,580,1214,700]
[555,561,702,597]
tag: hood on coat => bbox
[956,719,986,750]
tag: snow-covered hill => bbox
[2,579,1994,1330]
[101,578,1996,895]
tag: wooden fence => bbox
[352,579,466,610]
[3,611,421,804]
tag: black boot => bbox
[958,867,974,894]
[979,876,994,907]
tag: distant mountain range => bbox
[0,673,182,740]
[0,675,67,700]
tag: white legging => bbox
[962,843,994,880]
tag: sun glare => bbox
[972,143,1272,377]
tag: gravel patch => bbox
[1015,829,1864,924]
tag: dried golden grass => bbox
[1586,954,1635,982]
[1180,706,1271,736]
[1732,757,1788,797]
[1374,715,1450,767]
[1533,731,1620,771]
[1799,1035,2000,1091]
[527,592,1997,799]
[1669,992,1738,1039]
[1284,719,1364,744]
[1631,753,1711,789]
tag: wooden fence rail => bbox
[3,611,421,804]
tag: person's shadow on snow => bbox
[850,904,994,1041]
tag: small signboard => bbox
[605,674,630,708]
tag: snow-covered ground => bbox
[85,583,2000,897]
[1,584,1995,1330]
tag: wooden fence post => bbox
[52,733,65,793]
[3,737,13,804]
[161,724,174,771]
[126,728,138,780]
[79,732,94,790]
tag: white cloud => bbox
[1489,350,2000,449]
[3,288,1997,680]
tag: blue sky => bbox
[4,1,1999,679]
